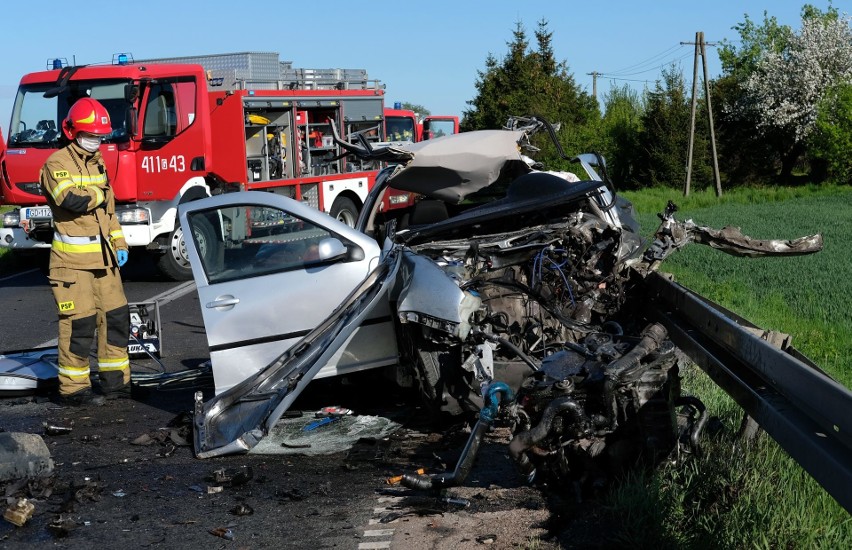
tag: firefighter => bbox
[40,97,131,406]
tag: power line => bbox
[602,44,686,76]
[599,51,695,78]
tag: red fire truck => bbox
[0,53,390,279]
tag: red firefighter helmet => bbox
[62,97,112,140]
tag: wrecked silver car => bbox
[179,117,830,497]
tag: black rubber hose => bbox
[675,395,708,455]
[603,323,668,431]
[401,384,512,491]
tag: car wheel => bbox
[329,196,359,227]
[156,217,216,281]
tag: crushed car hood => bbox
[385,129,531,203]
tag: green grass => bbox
[608,185,852,547]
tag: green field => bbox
[613,185,852,547]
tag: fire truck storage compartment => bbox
[297,105,342,177]
[245,107,293,182]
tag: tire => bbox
[329,196,359,227]
[408,332,483,418]
[156,216,216,281]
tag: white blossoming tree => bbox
[717,5,852,180]
[744,11,852,144]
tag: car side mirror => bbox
[316,238,347,262]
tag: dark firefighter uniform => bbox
[40,141,130,397]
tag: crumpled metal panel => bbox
[193,249,400,458]
[386,130,531,203]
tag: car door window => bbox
[187,204,340,284]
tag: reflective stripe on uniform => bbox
[98,356,129,371]
[58,364,90,378]
[93,186,105,206]
[52,232,102,254]
[50,179,77,201]
[71,173,107,185]
[110,229,124,241]
[48,174,107,201]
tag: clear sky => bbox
[0,0,840,136]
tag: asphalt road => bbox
[0,257,590,549]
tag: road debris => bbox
[3,497,35,527]
[209,527,235,540]
[47,514,76,537]
[230,503,254,516]
[387,468,425,485]
[208,466,253,487]
[476,533,498,544]
[303,416,338,431]
[43,422,73,436]
[0,432,54,482]
[315,406,353,418]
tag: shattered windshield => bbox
[8,80,132,147]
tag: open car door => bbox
[178,191,398,395]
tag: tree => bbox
[714,11,793,183]
[636,65,709,188]
[812,83,852,183]
[400,102,430,117]
[462,20,599,168]
[715,5,852,181]
[744,9,852,178]
[600,84,644,188]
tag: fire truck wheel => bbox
[156,217,216,281]
[329,196,359,227]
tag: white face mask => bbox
[76,134,101,153]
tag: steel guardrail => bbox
[643,271,852,513]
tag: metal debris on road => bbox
[43,422,73,436]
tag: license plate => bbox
[21,207,52,220]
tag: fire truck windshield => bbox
[424,119,455,139]
[9,80,132,148]
[386,117,415,141]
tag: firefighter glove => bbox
[117,249,128,267]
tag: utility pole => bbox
[682,31,722,197]
[587,71,600,100]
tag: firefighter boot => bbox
[58,388,105,407]
[104,384,132,400]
